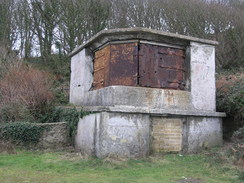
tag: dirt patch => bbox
[175,177,203,183]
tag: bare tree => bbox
[84,0,110,38]
[30,0,61,58]
[2,0,242,69]
[58,0,87,53]
[0,0,18,48]
[16,0,34,58]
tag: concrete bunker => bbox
[69,28,225,158]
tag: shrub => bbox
[216,73,244,128]
[0,122,46,145]
[27,54,70,83]
[232,127,244,144]
[0,102,34,124]
[53,87,69,105]
[27,54,70,105]
[0,63,54,122]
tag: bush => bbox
[0,102,34,124]
[0,63,54,122]
[27,54,70,105]
[232,127,244,144]
[0,122,46,145]
[216,72,244,128]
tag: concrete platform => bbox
[75,111,223,158]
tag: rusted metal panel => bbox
[93,45,110,89]
[139,44,185,90]
[93,42,185,90]
[109,43,139,86]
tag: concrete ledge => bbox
[79,106,226,117]
[76,86,195,111]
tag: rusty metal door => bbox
[139,44,185,90]
[93,42,185,90]
[93,45,110,89]
[109,43,139,86]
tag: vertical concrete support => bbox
[75,113,101,155]
[190,42,216,111]
[70,49,93,105]
[75,112,150,158]
[184,117,223,152]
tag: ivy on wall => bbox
[0,122,47,145]
[0,107,91,146]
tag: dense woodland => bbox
[0,0,243,131]
[0,0,243,69]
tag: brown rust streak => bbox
[109,42,138,86]
[93,45,110,89]
[139,43,186,90]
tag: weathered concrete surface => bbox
[75,113,100,155]
[75,112,223,156]
[37,122,69,149]
[80,86,193,111]
[69,49,93,105]
[190,42,216,111]
[183,117,223,153]
[81,106,226,117]
[75,112,150,158]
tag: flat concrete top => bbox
[69,27,218,57]
[62,106,226,118]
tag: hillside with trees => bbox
[0,0,243,139]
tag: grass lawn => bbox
[0,150,243,183]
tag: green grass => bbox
[0,150,243,183]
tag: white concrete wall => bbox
[96,112,150,158]
[190,42,216,111]
[70,49,93,105]
[75,113,223,156]
[75,113,100,155]
[75,112,150,158]
[186,117,223,152]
